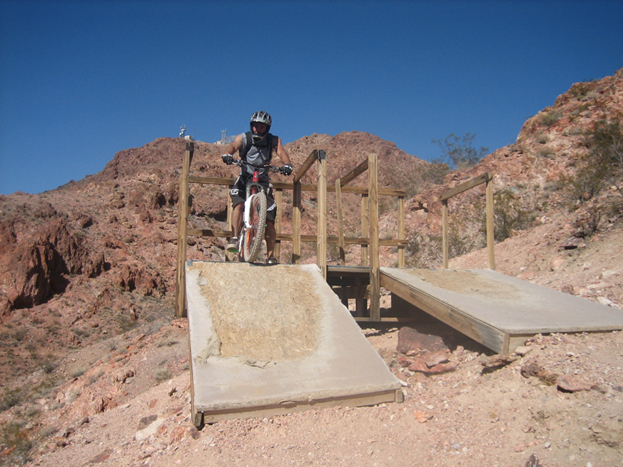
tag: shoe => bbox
[267,256,278,265]
[226,237,239,253]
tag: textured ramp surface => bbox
[381,267,623,353]
[187,262,401,423]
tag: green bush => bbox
[431,133,488,171]
[564,118,623,205]
[570,81,597,100]
[0,421,32,464]
[541,110,562,127]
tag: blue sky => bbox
[1,0,622,195]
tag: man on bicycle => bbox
[221,111,293,264]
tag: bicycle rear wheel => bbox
[242,192,267,262]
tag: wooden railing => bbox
[175,143,407,319]
[440,172,495,270]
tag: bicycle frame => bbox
[240,168,264,249]
[229,159,287,262]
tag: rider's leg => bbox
[231,203,243,238]
[265,220,276,259]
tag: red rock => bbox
[424,350,449,368]
[556,375,595,392]
[414,411,433,423]
[397,327,448,355]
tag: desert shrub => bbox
[0,421,32,465]
[431,133,488,171]
[405,232,443,268]
[541,110,562,127]
[491,189,536,242]
[471,188,535,243]
[537,147,556,159]
[562,118,623,205]
[585,119,623,192]
[0,388,24,411]
[570,80,597,100]
[422,161,450,185]
[535,133,549,144]
[154,368,171,382]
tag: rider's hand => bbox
[282,164,293,176]
[222,154,234,165]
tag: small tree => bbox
[431,133,489,171]
[585,119,623,197]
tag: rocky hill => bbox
[0,69,622,466]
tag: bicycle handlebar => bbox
[232,159,291,175]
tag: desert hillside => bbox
[0,69,622,467]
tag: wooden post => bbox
[335,179,345,265]
[291,149,320,265]
[360,194,369,267]
[292,181,302,264]
[398,196,405,268]
[175,142,193,318]
[275,188,283,262]
[486,178,495,270]
[317,150,327,279]
[442,200,449,269]
[368,153,380,321]
[226,192,233,232]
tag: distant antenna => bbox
[219,129,235,145]
[179,125,186,138]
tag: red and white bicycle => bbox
[232,160,290,263]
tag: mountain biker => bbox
[221,111,293,264]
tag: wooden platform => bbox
[380,268,623,354]
[186,262,402,426]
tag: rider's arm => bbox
[224,134,243,156]
[273,136,292,165]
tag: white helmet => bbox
[250,111,272,144]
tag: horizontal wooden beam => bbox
[188,175,234,186]
[440,172,491,202]
[340,158,368,187]
[294,149,321,184]
[187,229,232,238]
[187,176,406,197]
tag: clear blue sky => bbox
[1,0,622,195]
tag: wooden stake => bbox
[486,178,495,270]
[361,194,368,267]
[336,179,345,265]
[368,153,380,321]
[317,150,327,279]
[398,196,405,268]
[175,141,193,318]
[442,200,448,269]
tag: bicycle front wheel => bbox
[243,191,267,262]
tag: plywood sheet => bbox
[381,268,623,350]
[187,262,401,423]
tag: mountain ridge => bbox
[0,68,622,466]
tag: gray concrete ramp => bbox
[381,267,623,354]
[186,262,402,425]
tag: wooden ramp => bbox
[381,267,623,354]
[186,261,402,426]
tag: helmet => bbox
[250,111,272,128]
[250,111,272,144]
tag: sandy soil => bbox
[11,311,622,467]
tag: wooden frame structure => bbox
[440,172,495,270]
[175,143,408,320]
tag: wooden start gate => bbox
[175,142,410,320]
[175,141,496,322]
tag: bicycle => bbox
[230,159,290,263]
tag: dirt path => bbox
[20,320,623,467]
